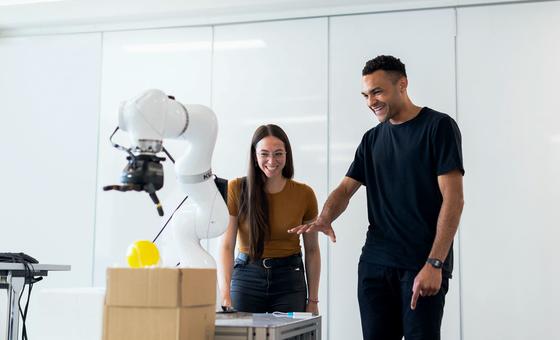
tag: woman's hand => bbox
[221,293,232,308]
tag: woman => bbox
[218,124,320,314]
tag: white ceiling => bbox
[0,0,525,33]
[0,0,431,28]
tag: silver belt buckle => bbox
[262,258,272,269]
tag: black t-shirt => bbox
[346,107,464,278]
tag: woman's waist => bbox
[237,241,301,258]
[235,252,302,269]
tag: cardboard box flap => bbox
[180,268,216,307]
[105,268,216,307]
[106,268,180,307]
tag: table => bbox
[0,263,70,340]
[215,312,321,340]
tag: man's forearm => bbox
[429,194,464,261]
[319,186,352,223]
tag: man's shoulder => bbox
[360,124,381,140]
[423,107,455,125]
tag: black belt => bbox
[236,252,302,269]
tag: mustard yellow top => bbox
[227,177,318,258]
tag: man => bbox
[289,55,464,339]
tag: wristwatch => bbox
[426,258,443,269]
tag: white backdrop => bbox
[93,26,214,286]
[211,18,329,334]
[0,33,102,338]
[1,1,559,339]
[0,33,102,287]
[329,9,460,340]
[457,2,560,339]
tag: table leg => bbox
[6,273,25,340]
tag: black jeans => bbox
[358,261,449,340]
[231,253,307,313]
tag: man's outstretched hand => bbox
[288,217,337,242]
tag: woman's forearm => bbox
[218,244,234,302]
[304,248,321,300]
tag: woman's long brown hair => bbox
[238,124,294,260]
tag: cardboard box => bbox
[103,268,217,340]
[103,305,215,340]
[105,268,216,307]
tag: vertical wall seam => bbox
[207,25,216,252]
[91,31,105,286]
[210,26,215,109]
[453,7,465,340]
[326,15,331,340]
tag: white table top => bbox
[0,263,71,271]
[216,313,320,328]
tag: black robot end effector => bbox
[104,152,166,216]
[102,184,143,192]
[144,183,164,217]
[105,126,169,216]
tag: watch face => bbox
[428,258,443,268]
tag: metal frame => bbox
[215,313,321,340]
[0,263,70,340]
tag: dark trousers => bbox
[358,261,449,340]
[231,253,307,313]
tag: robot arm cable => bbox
[108,126,136,160]
[162,146,175,163]
[152,194,189,244]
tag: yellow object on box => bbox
[103,268,217,340]
[126,240,160,268]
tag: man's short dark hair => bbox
[362,55,407,80]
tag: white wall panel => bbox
[329,10,459,340]
[27,288,105,340]
[0,34,101,286]
[458,3,560,340]
[94,27,213,285]
[0,33,101,338]
[212,17,329,334]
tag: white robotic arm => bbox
[106,89,228,268]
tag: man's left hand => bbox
[410,264,442,310]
